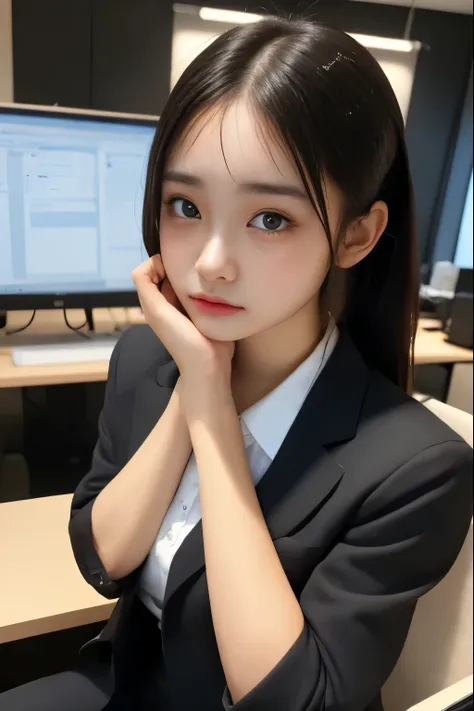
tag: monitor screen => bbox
[0,107,156,306]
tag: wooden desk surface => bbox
[0,308,145,389]
[0,494,116,644]
[414,319,473,366]
[0,312,472,389]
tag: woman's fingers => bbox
[134,257,186,316]
[132,256,163,286]
[160,277,186,313]
[131,257,221,375]
[133,258,191,338]
[151,254,166,283]
[131,258,236,379]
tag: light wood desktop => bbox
[0,493,116,644]
[0,308,145,389]
[0,310,472,389]
[414,319,473,366]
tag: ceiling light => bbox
[349,33,420,52]
[195,7,420,53]
[199,7,263,24]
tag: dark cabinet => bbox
[12,0,92,109]
[12,0,173,115]
[91,0,172,115]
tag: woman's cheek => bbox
[270,247,325,299]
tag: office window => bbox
[454,171,473,269]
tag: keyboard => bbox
[11,335,119,366]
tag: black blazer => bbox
[69,325,473,711]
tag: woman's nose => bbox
[195,236,237,283]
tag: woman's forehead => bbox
[166,98,302,186]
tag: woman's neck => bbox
[231,299,324,414]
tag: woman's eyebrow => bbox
[163,170,203,187]
[241,182,309,200]
[163,170,309,201]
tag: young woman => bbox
[2,16,472,711]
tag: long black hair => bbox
[142,17,419,392]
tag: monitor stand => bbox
[84,308,95,332]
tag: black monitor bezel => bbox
[0,103,157,312]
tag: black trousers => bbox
[0,598,171,711]
[0,662,114,711]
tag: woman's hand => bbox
[132,256,235,382]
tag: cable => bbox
[404,0,416,41]
[63,309,90,338]
[6,310,36,335]
[4,309,92,338]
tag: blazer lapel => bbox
[255,330,368,537]
[162,330,369,612]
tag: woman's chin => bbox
[192,315,252,343]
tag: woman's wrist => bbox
[179,371,235,423]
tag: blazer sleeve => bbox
[223,440,473,711]
[68,334,129,601]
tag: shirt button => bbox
[183,504,187,511]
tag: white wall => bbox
[171,11,420,121]
[367,47,419,122]
[171,13,234,90]
[0,0,13,103]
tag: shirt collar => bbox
[240,320,339,460]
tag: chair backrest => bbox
[430,262,460,293]
[382,400,473,711]
[410,676,473,711]
[422,399,473,447]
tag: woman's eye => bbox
[249,212,289,232]
[169,198,201,219]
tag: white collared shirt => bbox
[139,321,339,622]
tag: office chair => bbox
[409,678,473,711]
[382,400,473,711]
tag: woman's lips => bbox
[190,297,244,316]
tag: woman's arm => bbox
[71,253,231,597]
[69,327,192,598]
[90,380,191,581]
[182,379,305,705]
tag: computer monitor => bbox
[455,268,473,296]
[0,104,157,313]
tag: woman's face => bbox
[159,98,343,343]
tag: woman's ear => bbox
[337,200,389,269]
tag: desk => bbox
[0,494,116,644]
[0,308,145,389]
[0,312,472,389]
[415,319,473,366]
